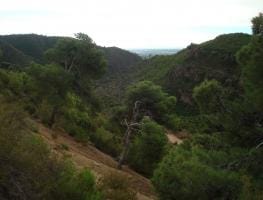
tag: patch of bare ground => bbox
[166,129,189,144]
[37,123,157,200]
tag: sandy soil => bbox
[166,129,189,144]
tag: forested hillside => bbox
[0,13,262,200]
[96,33,251,111]
[0,34,141,68]
[0,34,142,107]
[95,47,142,106]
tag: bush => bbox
[237,35,263,111]
[165,114,211,134]
[88,113,123,157]
[99,172,137,200]
[193,79,224,115]
[36,99,55,124]
[58,92,92,143]
[152,146,242,200]
[54,168,102,200]
[128,117,168,176]
[126,81,176,122]
[165,114,184,131]
[0,99,102,200]
[90,127,121,157]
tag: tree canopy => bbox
[237,35,263,111]
[193,79,225,114]
[45,33,106,79]
[251,12,263,35]
[126,81,176,122]
[128,117,167,176]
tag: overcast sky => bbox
[0,0,262,49]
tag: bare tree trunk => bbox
[48,106,58,128]
[117,101,141,169]
[117,127,131,169]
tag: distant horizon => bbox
[0,31,251,50]
[1,0,260,49]
[127,48,181,50]
[0,32,185,49]
[129,48,180,57]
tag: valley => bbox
[0,12,262,200]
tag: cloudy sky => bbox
[0,0,261,48]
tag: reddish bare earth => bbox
[37,123,157,200]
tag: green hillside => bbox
[97,33,251,111]
[0,13,263,200]
[95,47,142,106]
[135,33,251,105]
[0,40,31,67]
[0,34,141,68]
[167,34,251,103]
[0,34,59,63]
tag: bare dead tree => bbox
[117,101,142,169]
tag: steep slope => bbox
[38,123,156,200]
[93,33,251,112]
[165,33,251,104]
[130,33,252,113]
[0,33,251,111]
[100,47,141,73]
[0,34,141,65]
[0,40,31,67]
[95,47,142,106]
[0,34,59,63]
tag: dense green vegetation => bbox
[0,99,102,200]
[237,34,263,110]
[128,117,168,176]
[0,34,59,63]
[151,13,263,200]
[94,47,142,107]
[99,172,137,200]
[126,81,177,123]
[0,13,263,200]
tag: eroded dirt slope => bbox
[37,123,156,200]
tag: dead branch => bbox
[117,101,142,169]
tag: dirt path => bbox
[166,129,189,144]
[166,132,183,144]
[37,124,156,200]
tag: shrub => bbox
[0,99,102,200]
[128,117,168,176]
[90,127,122,157]
[54,168,103,200]
[193,79,224,115]
[126,81,176,122]
[99,172,137,200]
[152,146,242,200]
[237,35,263,111]
[58,93,92,143]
